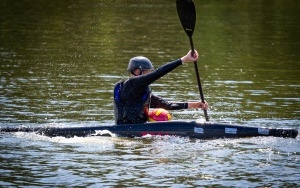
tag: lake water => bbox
[0,0,299,187]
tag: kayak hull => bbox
[1,121,298,139]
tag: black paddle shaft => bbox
[176,0,209,121]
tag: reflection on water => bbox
[0,0,299,125]
[0,0,299,187]
[0,1,299,123]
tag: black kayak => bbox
[0,121,298,139]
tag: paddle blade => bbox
[176,0,196,37]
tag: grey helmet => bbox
[127,56,154,75]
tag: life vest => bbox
[113,81,151,124]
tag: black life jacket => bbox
[113,81,151,125]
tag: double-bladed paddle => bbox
[176,0,209,121]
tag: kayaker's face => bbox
[132,69,152,76]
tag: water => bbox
[0,0,299,187]
[1,133,299,187]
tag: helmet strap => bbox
[131,71,138,76]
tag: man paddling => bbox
[113,50,208,125]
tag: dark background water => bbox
[0,0,299,187]
[1,0,299,125]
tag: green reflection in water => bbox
[0,0,299,125]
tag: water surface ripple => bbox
[0,0,299,187]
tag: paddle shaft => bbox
[176,0,209,121]
[189,36,209,121]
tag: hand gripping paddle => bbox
[176,0,209,121]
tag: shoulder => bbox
[114,79,127,92]
[115,79,126,86]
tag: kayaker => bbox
[113,50,208,125]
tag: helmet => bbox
[127,56,154,72]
